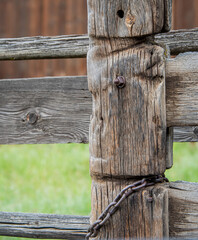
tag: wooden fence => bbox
[1,0,198,239]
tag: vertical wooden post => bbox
[87,0,172,239]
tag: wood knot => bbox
[125,10,135,30]
[27,112,38,124]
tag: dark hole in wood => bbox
[117,10,124,18]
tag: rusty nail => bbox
[27,112,38,124]
[113,76,126,89]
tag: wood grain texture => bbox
[153,28,198,55]
[168,181,198,238]
[166,52,198,126]
[1,29,198,61]
[88,41,166,177]
[0,76,91,144]
[88,0,168,38]
[91,180,169,239]
[164,0,172,32]
[0,35,89,60]
[174,126,198,142]
[0,212,89,239]
[1,59,198,145]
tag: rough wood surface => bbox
[168,181,198,238]
[0,212,89,239]
[166,52,198,126]
[1,29,198,60]
[0,76,91,144]
[1,57,198,145]
[0,35,89,60]
[91,180,169,239]
[88,0,168,38]
[88,42,166,177]
[174,126,198,142]
[153,28,198,55]
[164,0,172,32]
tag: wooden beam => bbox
[153,28,198,55]
[166,52,198,126]
[0,35,89,60]
[0,212,89,239]
[1,51,198,145]
[0,29,198,60]
[168,181,198,238]
[174,127,198,142]
[0,76,91,144]
[87,0,171,239]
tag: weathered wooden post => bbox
[87,0,172,239]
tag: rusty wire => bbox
[86,174,168,239]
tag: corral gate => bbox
[0,0,198,239]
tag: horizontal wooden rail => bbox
[0,35,89,60]
[0,29,198,60]
[153,28,198,55]
[0,52,198,144]
[174,127,198,142]
[0,76,91,144]
[0,212,89,239]
[0,182,197,239]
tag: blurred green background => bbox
[0,143,198,240]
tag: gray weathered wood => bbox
[91,180,169,239]
[1,29,198,60]
[174,126,198,142]
[166,52,198,127]
[153,28,198,55]
[1,50,198,145]
[88,0,169,238]
[88,41,167,177]
[0,76,91,144]
[88,0,169,38]
[0,212,89,239]
[168,181,198,238]
[164,0,172,32]
[0,35,89,60]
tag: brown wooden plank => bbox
[168,181,198,238]
[91,180,169,239]
[166,52,198,126]
[0,76,91,145]
[0,212,89,239]
[87,0,170,239]
[88,41,167,177]
[0,0,87,79]
[88,0,167,38]
[173,0,198,30]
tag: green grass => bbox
[0,144,91,215]
[165,142,198,182]
[0,142,198,240]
